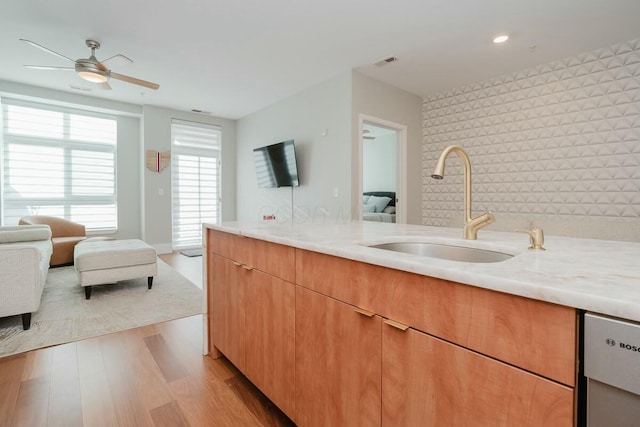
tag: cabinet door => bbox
[209,254,245,370]
[244,269,296,419]
[244,237,296,283]
[295,286,381,427]
[382,324,574,427]
[209,229,295,282]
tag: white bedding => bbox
[363,212,396,223]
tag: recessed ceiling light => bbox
[493,34,509,44]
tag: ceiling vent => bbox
[374,56,398,67]
[191,109,212,115]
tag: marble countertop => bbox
[205,220,640,323]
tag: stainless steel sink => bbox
[366,242,513,263]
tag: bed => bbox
[362,191,396,223]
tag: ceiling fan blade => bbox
[97,81,112,90]
[25,65,75,70]
[110,72,159,90]
[101,54,133,69]
[20,39,76,63]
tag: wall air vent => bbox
[69,85,91,92]
[374,56,399,67]
[191,109,212,115]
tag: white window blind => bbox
[171,119,221,249]
[1,99,117,231]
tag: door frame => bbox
[357,114,407,224]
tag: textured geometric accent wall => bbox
[422,38,640,237]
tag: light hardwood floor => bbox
[0,252,295,427]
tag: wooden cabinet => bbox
[382,322,574,427]
[245,267,295,419]
[294,282,574,427]
[209,229,295,282]
[209,254,245,368]
[207,229,296,420]
[207,229,579,426]
[295,286,381,427]
[296,249,576,387]
[295,248,577,426]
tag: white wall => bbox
[236,73,352,222]
[351,71,423,224]
[422,38,640,242]
[114,115,142,239]
[363,132,396,192]
[235,71,423,224]
[141,106,236,251]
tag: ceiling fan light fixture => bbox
[78,70,108,83]
[21,38,159,90]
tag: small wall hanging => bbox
[146,150,170,172]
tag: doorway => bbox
[358,115,407,224]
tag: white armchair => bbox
[0,225,53,330]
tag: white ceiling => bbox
[1,1,639,120]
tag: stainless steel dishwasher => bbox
[584,312,640,426]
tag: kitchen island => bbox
[204,220,640,426]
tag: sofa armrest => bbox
[0,244,50,317]
[0,225,52,243]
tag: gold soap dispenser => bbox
[516,227,545,250]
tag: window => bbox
[171,120,221,249]
[1,99,117,231]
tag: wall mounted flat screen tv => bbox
[253,139,300,188]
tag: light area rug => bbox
[0,259,203,358]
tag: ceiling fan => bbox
[362,129,376,140]
[20,38,160,90]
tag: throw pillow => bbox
[368,195,392,213]
[362,204,376,213]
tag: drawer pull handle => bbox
[242,265,254,271]
[354,307,375,318]
[384,319,409,331]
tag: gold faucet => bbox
[431,145,495,240]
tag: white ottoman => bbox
[74,239,157,300]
